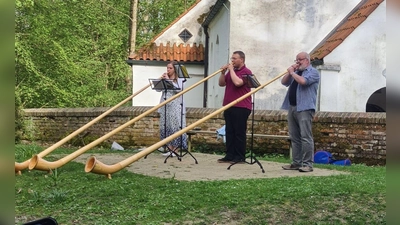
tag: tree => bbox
[15,0,198,109]
[15,0,131,108]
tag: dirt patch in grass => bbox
[73,152,347,181]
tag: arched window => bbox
[366,87,386,112]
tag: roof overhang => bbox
[202,0,226,27]
[126,60,204,67]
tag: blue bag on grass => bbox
[331,158,351,166]
[314,150,333,164]
[314,150,351,166]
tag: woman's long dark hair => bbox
[168,61,179,83]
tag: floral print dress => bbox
[157,78,188,150]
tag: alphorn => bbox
[28,69,223,172]
[85,71,288,178]
[15,84,151,175]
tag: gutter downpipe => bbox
[203,25,210,108]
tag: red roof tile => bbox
[129,43,204,62]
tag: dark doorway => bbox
[366,87,386,112]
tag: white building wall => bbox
[131,65,205,108]
[131,0,219,108]
[206,1,231,108]
[214,0,361,110]
[131,0,386,113]
[317,68,340,111]
[320,1,386,112]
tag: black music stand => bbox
[228,74,265,173]
[174,63,198,164]
[148,78,182,162]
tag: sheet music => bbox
[174,64,190,78]
[243,74,261,88]
[149,79,180,90]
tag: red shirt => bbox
[222,65,252,110]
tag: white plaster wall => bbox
[133,0,386,112]
[131,65,205,108]
[317,69,340,111]
[131,0,220,108]
[154,0,218,46]
[320,1,386,112]
[206,1,231,108]
[216,0,361,110]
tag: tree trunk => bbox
[129,0,139,56]
[127,0,139,94]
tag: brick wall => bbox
[23,107,386,165]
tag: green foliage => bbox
[192,142,225,154]
[48,168,62,187]
[15,144,43,160]
[15,0,132,108]
[14,0,200,143]
[15,0,198,110]
[15,91,25,143]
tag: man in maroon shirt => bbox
[218,51,252,163]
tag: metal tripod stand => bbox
[172,78,198,164]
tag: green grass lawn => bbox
[15,144,386,225]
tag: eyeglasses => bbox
[294,58,306,62]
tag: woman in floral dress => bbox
[157,61,188,156]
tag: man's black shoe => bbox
[217,157,232,163]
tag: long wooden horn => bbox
[85,71,288,178]
[15,84,151,175]
[28,69,223,172]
